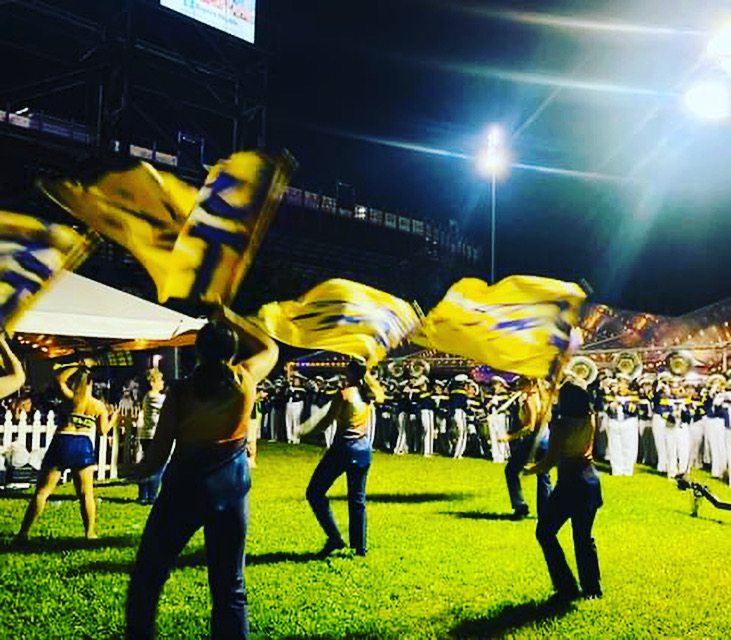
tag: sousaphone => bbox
[387,360,406,379]
[564,355,598,388]
[612,352,642,381]
[409,358,430,378]
[666,350,694,378]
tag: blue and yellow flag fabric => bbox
[253,279,420,366]
[161,150,296,304]
[39,162,197,298]
[0,212,95,332]
[413,276,586,379]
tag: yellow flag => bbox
[39,162,197,296]
[253,278,420,366]
[414,276,586,378]
[161,150,296,304]
[0,212,95,332]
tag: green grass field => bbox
[1,443,731,639]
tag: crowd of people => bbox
[250,363,731,487]
[7,320,731,638]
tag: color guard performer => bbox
[503,377,552,519]
[525,358,603,601]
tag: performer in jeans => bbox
[302,359,383,557]
[503,378,552,519]
[525,364,603,601]
[126,307,278,640]
[136,367,166,504]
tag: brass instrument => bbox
[387,360,406,379]
[408,358,430,378]
[665,350,694,378]
[564,355,598,387]
[612,351,642,381]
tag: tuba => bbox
[613,352,642,381]
[564,355,598,388]
[409,358,430,378]
[387,360,406,379]
[666,350,693,378]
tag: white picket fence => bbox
[0,406,141,483]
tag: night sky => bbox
[256,0,731,316]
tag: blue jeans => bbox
[138,440,164,504]
[127,443,250,639]
[505,435,552,517]
[306,436,371,554]
[536,461,603,597]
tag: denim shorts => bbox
[42,434,96,470]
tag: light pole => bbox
[477,125,509,283]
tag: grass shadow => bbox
[98,496,140,504]
[331,492,471,504]
[0,489,78,501]
[450,598,576,638]
[673,509,729,525]
[447,511,535,522]
[0,535,138,555]
[73,548,325,577]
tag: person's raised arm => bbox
[0,336,25,399]
[56,365,80,399]
[299,393,342,437]
[96,400,119,437]
[215,305,279,385]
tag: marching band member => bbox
[664,378,690,478]
[486,376,512,463]
[379,379,400,451]
[604,378,622,475]
[432,380,451,455]
[284,375,306,444]
[594,370,611,461]
[268,377,287,442]
[467,381,489,458]
[687,385,706,472]
[614,375,639,476]
[705,374,728,479]
[449,374,470,459]
[637,376,656,467]
[652,373,672,474]
[393,377,412,455]
[417,376,436,457]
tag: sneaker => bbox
[317,538,346,557]
[512,505,530,520]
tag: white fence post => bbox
[30,410,43,451]
[2,410,13,448]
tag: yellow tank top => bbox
[175,379,249,443]
[335,387,371,439]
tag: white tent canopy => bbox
[15,271,206,340]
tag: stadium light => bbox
[476,124,510,283]
[683,78,731,122]
[476,125,510,178]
